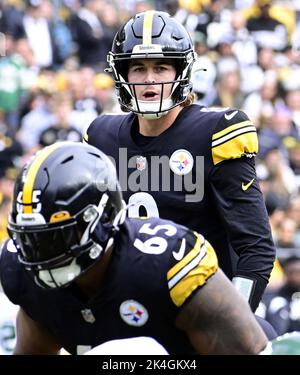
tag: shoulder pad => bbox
[3,239,18,253]
[167,231,218,307]
[83,113,130,144]
[0,240,17,260]
[211,109,258,165]
[82,115,102,144]
[0,240,25,305]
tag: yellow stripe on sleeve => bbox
[212,132,258,165]
[168,233,204,280]
[212,120,253,141]
[168,238,218,307]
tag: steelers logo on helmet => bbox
[169,149,194,176]
[107,10,196,119]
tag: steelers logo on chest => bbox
[169,149,194,175]
[119,300,149,327]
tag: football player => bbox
[84,10,275,312]
[0,142,267,355]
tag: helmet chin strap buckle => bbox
[83,206,99,223]
[89,243,103,259]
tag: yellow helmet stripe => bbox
[142,10,155,45]
[22,143,62,213]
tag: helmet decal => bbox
[22,143,62,214]
[142,10,155,45]
[50,211,71,223]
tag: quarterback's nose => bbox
[144,69,156,83]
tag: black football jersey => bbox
[84,104,275,300]
[0,217,218,355]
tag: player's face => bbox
[127,59,176,101]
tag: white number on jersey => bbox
[128,192,159,218]
[133,222,177,255]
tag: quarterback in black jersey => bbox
[0,142,267,355]
[84,10,275,311]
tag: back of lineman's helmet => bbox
[8,142,123,289]
[107,10,195,119]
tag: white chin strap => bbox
[130,96,174,120]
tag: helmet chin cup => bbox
[131,97,173,119]
[37,258,81,288]
[141,112,168,120]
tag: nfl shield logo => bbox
[81,308,96,324]
[136,156,147,171]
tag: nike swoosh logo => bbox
[242,178,255,191]
[172,238,186,261]
[224,110,238,120]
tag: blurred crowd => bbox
[1,0,300,339]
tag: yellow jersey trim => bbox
[168,235,218,307]
[212,120,253,141]
[212,132,258,165]
[168,232,204,280]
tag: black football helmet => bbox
[7,142,124,289]
[107,10,196,119]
